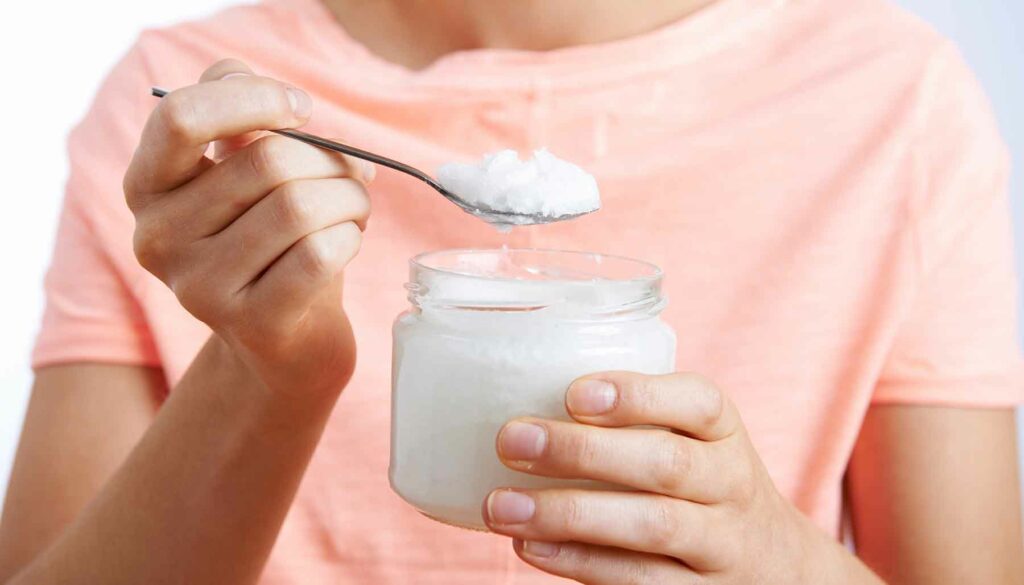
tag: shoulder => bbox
[129,1,303,89]
[803,1,1009,267]
[63,2,293,285]
[784,0,947,52]
[74,0,310,178]
[770,0,1002,150]
[765,0,971,91]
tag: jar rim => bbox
[407,248,666,317]
[410,247,664,283]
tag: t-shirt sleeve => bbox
[873,45,1024,407]
[32,41,162,369]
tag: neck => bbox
[321,0,718,70]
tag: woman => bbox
[1,0,1022,583]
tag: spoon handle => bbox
[270,129,437,185]
[150,87,442,190]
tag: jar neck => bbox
[407,248,666,321]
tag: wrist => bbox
[187,334,343,436]
[791,510,883,585]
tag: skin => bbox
[849,406,1024,584]
[323,0,719,70]
[1,1,1022,583]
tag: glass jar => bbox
[390,248,676,530]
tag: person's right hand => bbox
[124,59,374,401]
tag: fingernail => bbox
[487,490,535,525]
[285,86,312,118]
[361,160,377,182]
[522,541,560,558]
[220,72,250,80]
[498,422,546,461]
[567,380,617,416]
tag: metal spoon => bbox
[151,87,592,226]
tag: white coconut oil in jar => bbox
[390,248,677,530]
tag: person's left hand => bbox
[484,372,843,584]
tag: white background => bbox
[0,1,1021,508]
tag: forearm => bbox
[4,62,365,585]
[9,336,338,585]
[848,406,1024,585]
[760,492,885,585]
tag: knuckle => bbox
[123,169,144,209]
[630,375,662,414]
[559,494,587,532]
[568,429,604,473]
[642,500,683,551]
[233,77,295,124]
[294,233,334,279]
[333,222,364,265]
[341,221,364,248]
[248,136,292,185]
[654,438,690,494]
[205,58,247,78]
[132,231,159,273]
[132,219,171,274]
[682,373,725,429]
[560,544,597,581]
[210,57,238,70]
[172,277,217,321]
[623,560,653,585]
[698,386,725,430]
[272,183,314,231]
[158,92,199,143]
[251,76,291,107]
[344,179,372,218]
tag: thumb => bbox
[198,59,267,161]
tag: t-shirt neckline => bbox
[271,0,790,91]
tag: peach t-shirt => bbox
[34,0,1024,582]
